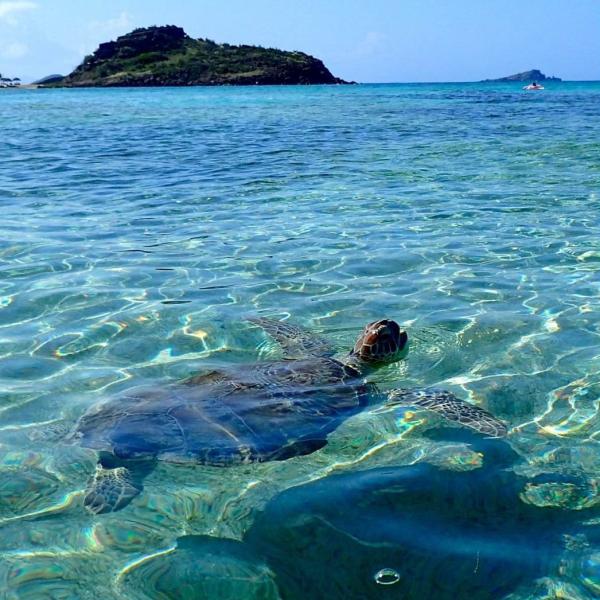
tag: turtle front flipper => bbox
[248,317,335,358]
[84,453,156,514]
[386,388,508,438]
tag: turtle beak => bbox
[397,330,408,352]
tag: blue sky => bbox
[0,0,598,83]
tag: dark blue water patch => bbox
[244,430,598,599]
[0,356,63,380]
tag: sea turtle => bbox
[70,318,507,514]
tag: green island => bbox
[50,25,347,87]
[481,69,561,82]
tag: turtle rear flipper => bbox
[387,388,508,438]
[248,317,335,358]
[84,454,156,514]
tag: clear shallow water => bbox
[1,82,600,598]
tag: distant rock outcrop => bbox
[56,25,347,87]
[482,69,561,82]
[34,74,65,85]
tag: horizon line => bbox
[18,79,600,86]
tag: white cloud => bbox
[1,40,28,57]
[81,11,133,55]
[90,11,133,39]
[355,31,388,57]
[0,1,37,25]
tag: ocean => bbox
[1,82,600,599]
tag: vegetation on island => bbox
[52,25,347,87]
[482,69,561,82]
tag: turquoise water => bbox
[1,82,600,598]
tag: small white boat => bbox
[523,83,544,91]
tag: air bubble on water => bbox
[374,568,400,585]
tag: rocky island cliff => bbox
[482,69,561,82]
[54,25,347,87]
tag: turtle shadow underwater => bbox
[157,429,598,600]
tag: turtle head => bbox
[350,319,408,367]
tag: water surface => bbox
[1,82,600,599]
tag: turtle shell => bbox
[74,357,372,466]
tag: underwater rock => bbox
[119,535,279,600]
